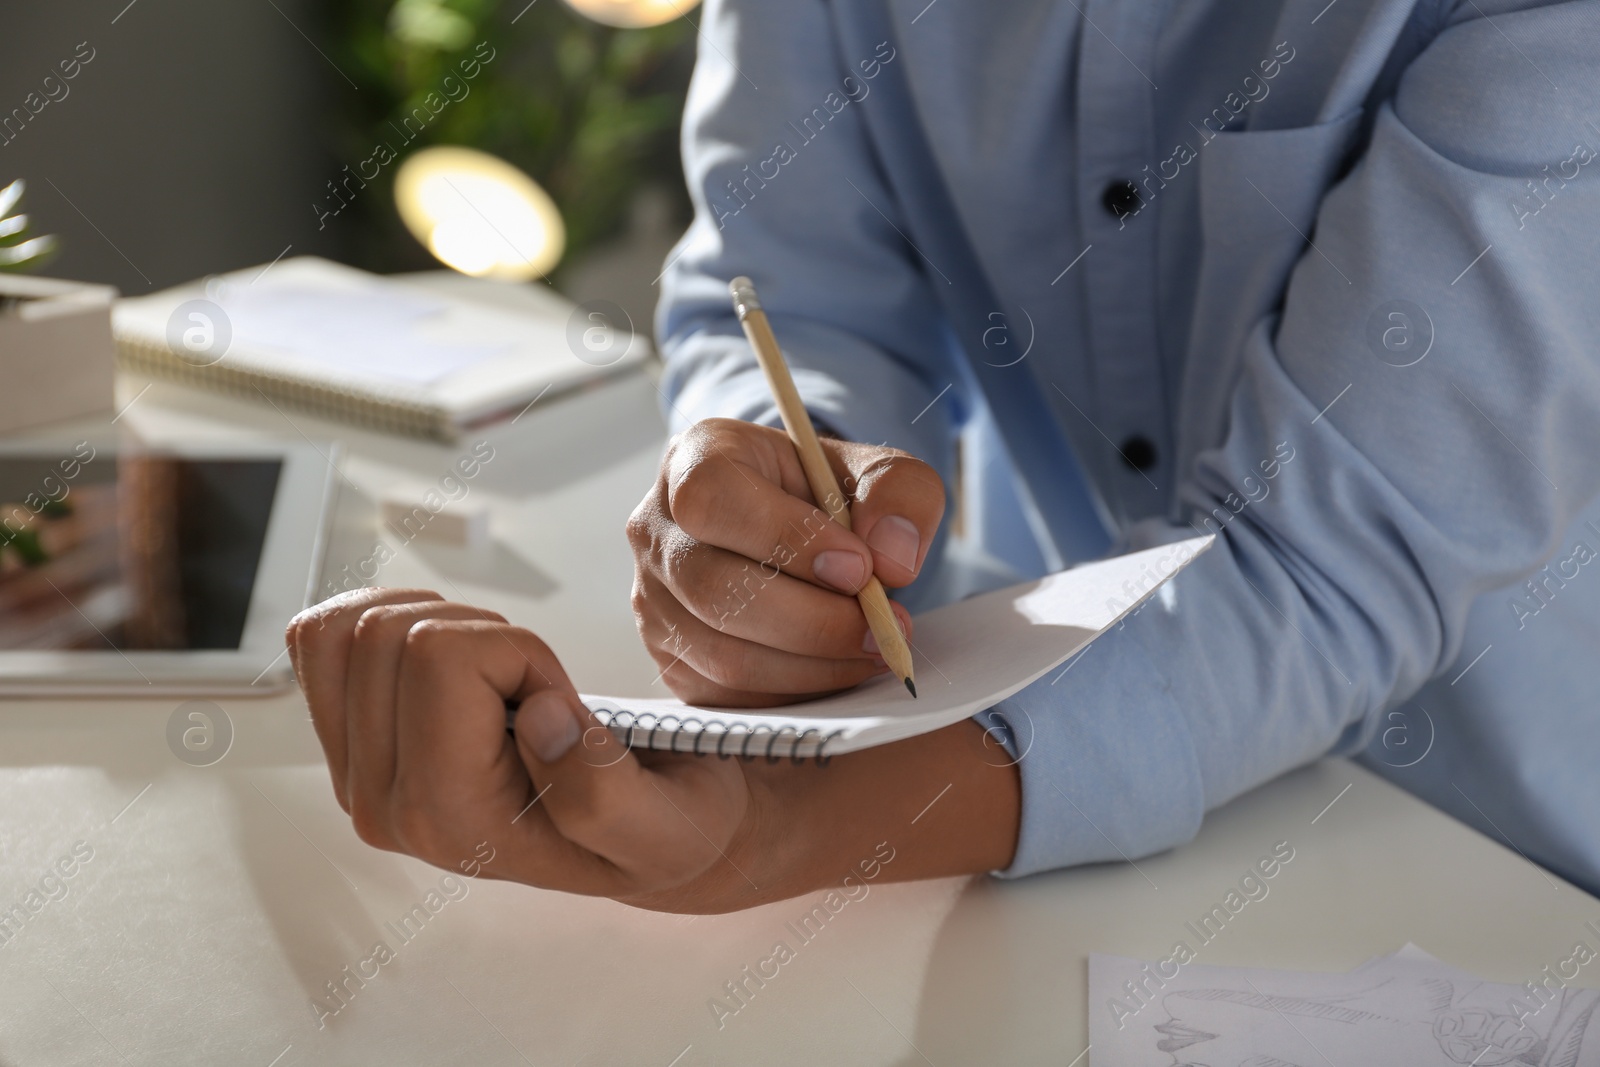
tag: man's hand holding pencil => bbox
[626,416,941,707]
[628,275,938,708]
[625,278,942,708]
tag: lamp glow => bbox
[393,146,566,281]
[561,0,699,29]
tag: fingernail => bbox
[523,692,580,763]
[867,516,921,573]
[814,550,867,594]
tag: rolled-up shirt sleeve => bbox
[994,1,1600,877]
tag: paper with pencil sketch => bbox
[1089,944,1600,1066]
[573,535,1214,758]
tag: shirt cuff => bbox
[983,611,1206,880]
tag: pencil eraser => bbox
[379,490,490,549]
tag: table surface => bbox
[1,279,1595,1066]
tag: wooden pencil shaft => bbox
[728,276,916,691]
[737,309,851,525]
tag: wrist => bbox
[622,719,1022,914]
[735,718,1023,905]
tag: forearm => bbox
[629,719,1021,913]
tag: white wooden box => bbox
[0,275,118,436]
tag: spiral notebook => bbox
[569,536,1214,762]
[111,257,647,441]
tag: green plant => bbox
[0,179,57,272]
[323,0,694,279]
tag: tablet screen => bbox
[0,453,282,651]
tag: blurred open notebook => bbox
[112,256,647,441]
[569,536,1213,760]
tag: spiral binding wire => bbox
[588,705,843,766]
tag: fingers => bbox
[390,620,562,818]
[387,621,629,895]
[652,419,945,592]
[343,601,506,839]
[634,571,895,704]
[389,622,743,897]
[295,607,759,902]
[286,587,448,811]
[824,437,946,588]
[628,417,942,704]
[643,420,876,596]
[638,530,888,660]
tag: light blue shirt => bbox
[655,0,1600,892]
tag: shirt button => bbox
[1101,179,1141,220]
[1119,435,1158,471]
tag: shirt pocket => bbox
[1173,110,1371,483]
[1198,109,1368,248]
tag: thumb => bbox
[824,440,946,589]
[512,692,741,889]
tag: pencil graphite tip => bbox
[904,677,917,699]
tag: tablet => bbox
[0,439,336,695]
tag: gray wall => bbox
[0,0,341,296]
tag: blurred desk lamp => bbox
[562,0,698,28]
[393,146,566,281]
[394,0,697,276]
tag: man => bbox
[289,0,1600,907]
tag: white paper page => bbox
[573,536,1214,757]
[216,283,508,385]
[1089,950,1600,1066]
[1350,943,1483,983]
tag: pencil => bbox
[728,276,917,698]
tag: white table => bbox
[1,290,1595,1065]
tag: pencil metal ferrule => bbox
[728,276,762,320]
